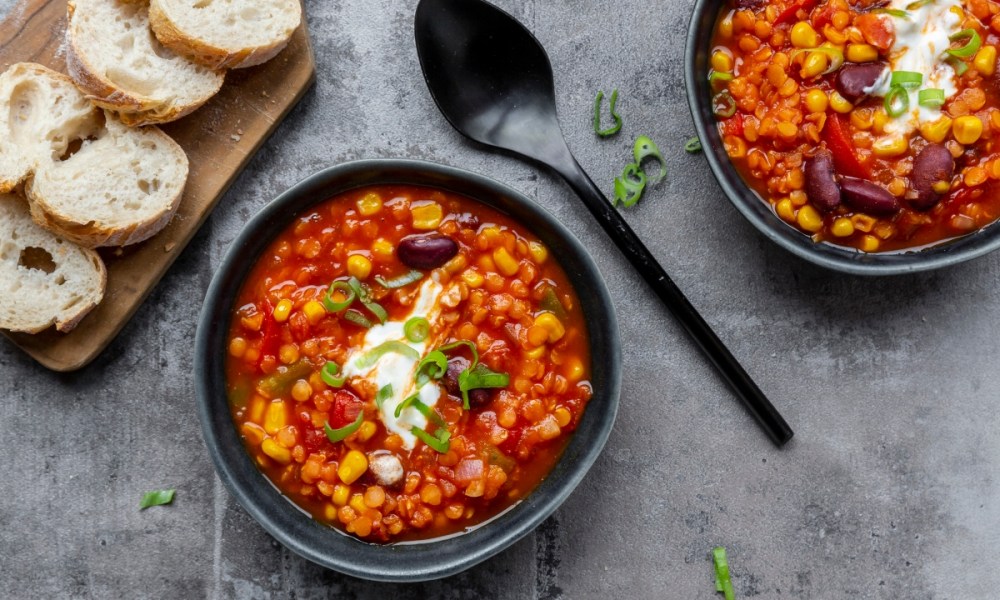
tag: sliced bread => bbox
[149,0,302,69]
[0,194,106,334]
[66,0,225,126]
[0,63,190,248]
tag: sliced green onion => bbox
[343,308,372,328]
[890,70,923,88]
[375,270,423,289]
[685,136,703,154]
[633,135,667,183]
[593,89,622,137]
[346,277,388,324]
[948,56,969,76]
[712,90,737,118]
[872,8,909,17]
[539,287,568,321]
[712,547,735,600]
[321,361,347,388]
[613,163,646,208]
[395,392,420,418]
[412,426,451,453]
[947,29,981,58]
[884,84,910,118]
[139,489,175,510]
[458,363,510,410]
[709,70,734,84]
[438,340,480,367]
[905,0,934,8]
[356,340,420,369]
[375,384,393,410]
[404,316,430,343]
[324,412,364,443]
[918,88,946,108]
[415,350,448,386]
[322,280,355,312]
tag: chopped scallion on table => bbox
[712,546,735,600]
[593,88,623,137]
[139,489,175,510]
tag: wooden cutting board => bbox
[0,0,315,371]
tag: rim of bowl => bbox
[194,158,622,582]
[684,0,1000,276]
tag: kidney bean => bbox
[442,356,491,408]
[907,144,954,211]
[804,150,842,211]
[834,63,887,103]
[397,234,459,270]
[840,177,900,215]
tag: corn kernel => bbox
[974,45,997,76]
[829,91,853,113]
[533,312,566,343]
[279,344,299,365]
[347,493,367,515]
[887,178,906,197]
[273,299,293,323]
[564,357,585,382]
[371,239,394,260]
[347,254,373,280]
[953,115,984,144]
[920,116,953,144]
[872,108,890,134]
[776,198,795,221]
[411,202,443,230]
[553,407,572,428]
[291,379,313,402]
[859,234,880,252]
[796,204,823,233]
[241,422,266,446]
[261,438,291,464]
[791,22,819,48]
[804,89,828,113]
[525,345,546,360]
[357,421,377,443]
[527,324,550,347]
[823,24,847,44]
[846,43,878,63]
[932,180,952,193]
[338,450,368,485]
[264,400,287,434]
[300,300,326,325]
[800,51,829,78]
[332,484,350,506]
[528,241,548,263]
[872,136,909,158]
[248,395,267,424]
[229,337,247,357]
[831,217,855,237]
[461,268,485,288]
[711,49,734,72]
[850,108,874,131]
[324,504,338,521]
[492,247,519,276]
[356,192,383,216]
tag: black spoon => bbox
[413,0,793,446]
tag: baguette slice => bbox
[67,0,225,126]
[0,194,106,333]
[150,0,302,69]
[0,63,101,193]
[27,117,189,248]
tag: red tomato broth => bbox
[710,0,1000,253]
[224,185,592,542]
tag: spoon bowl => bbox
[414,0,794,446]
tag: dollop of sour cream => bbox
[865,0,963,144]
[341,274,453,450]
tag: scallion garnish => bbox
[438,340,480,366]
[321,361,347,387]
[947,29,981,58]
[343,308,372,328]
[685,136,703,154]
[633,135,667,183]
[712,90,737,118]
[375,384,393,410]
[346,277,387,324]
[708,70,734,84]
[884,84,909,118]
[593,89,623,137]
[949,56,969,76]
[404,316,430,343]
[712,547,735,600]
[356,340,420,369]
[613,163,646,208]
[375,270,424,289]
[415,350,448,386]
[872,7,909,17]
[890,70,923,88]
[322,280,356,312]
[905,0,934,8]
[139,489,175,510]
[918,88,945,108]
[325,412,364,443]
[458,363,510,410]
[394,392,419,418]
[412,426,451,453]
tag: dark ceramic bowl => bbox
[685,0,1000,275]
[194,159,621,581]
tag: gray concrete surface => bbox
[2,0,998,598]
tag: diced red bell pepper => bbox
[821,113,872,180]
[721,113,744,138]
[329,389,363,429]
[774,0,818,27]
[258,300,280,368]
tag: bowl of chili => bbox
[686,0,1000,274]
[194,159,621,581]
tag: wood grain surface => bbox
[0,0,315,371]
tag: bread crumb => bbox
[236,128,244,135]
[231,134,241,142]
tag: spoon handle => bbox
[553,157,794,446]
